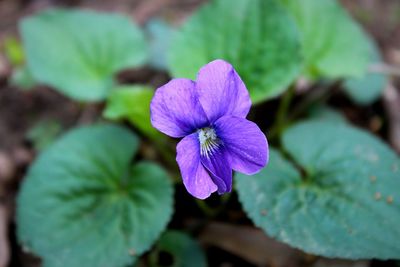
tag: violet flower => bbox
[150,59,268,199]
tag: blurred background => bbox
[0,0,400,267]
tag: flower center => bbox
[198,127,220,157]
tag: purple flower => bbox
[150,59,269,199]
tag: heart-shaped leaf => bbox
[17,124,174,267]
[279,0,370,79]
[237,121,400,259]
[21,9,148,101]
[167,0,301,103]
[150,231,207,267]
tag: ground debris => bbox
[383,83,400,153]
[199,221,303,267]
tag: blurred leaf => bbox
[2,37,38,90]
[237,121,400,259]
[103,85,161,140]
[280,0,370,79]
[17,124,174,267]
[343,39,387,105]
[150,231,207,267]
[3,37,24,66]
[27,120,62,151]
[20,9,148,101]
[145,18,176,71]
[307,105,347,124]
[168,0,301,103]
[10,65,37,90]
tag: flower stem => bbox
[195,193,232,218]
[270,84,295,139]
[152,137,181,183]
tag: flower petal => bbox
[200,147,232,194]
[150,78,209,138]
[176,133,217,199]
[215,116,268,175]
[196,59,251,123]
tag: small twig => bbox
[76,103,100,125]
[132,0,175,25]
[383,82,400,154]
[289,80,342,122]
[0,203,9,267]
[368,63,400,77]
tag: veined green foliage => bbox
[168,0,301,104]
[17,124,174,267]
[279,0,371,79]
[237,121,400,259]
[20,9,148,101]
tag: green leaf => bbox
[10,65,38,90]
[237,121,400,259]
[150,231,207,267]
[279,0,370,79]
[167,0,301,103]
[343,39,388,105]
[3,37,25,66]
[21,9,148,101]
[307,105,347,124]
[17,124,174,267]
[103,85,161,140]
[26,119,62,151]
[145,18,177,71]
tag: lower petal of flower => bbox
[176,133,218,199]
[200,146,232,194]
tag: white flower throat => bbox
[198,127,221,157]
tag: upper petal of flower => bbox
[200,146,232,194]
[150,78,209,138]
[215,116,268,175]
[196,59,251,123]
[176,133,218,199]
